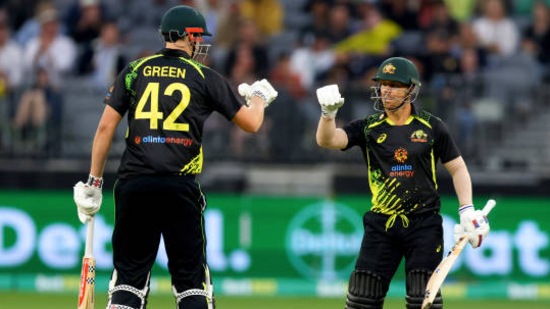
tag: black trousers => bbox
[112,175,207,296]
[354,210,444,294]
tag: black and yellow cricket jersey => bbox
[343,106,460,217]
[105,48,243,179]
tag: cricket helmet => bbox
[371,57,421,111]
[160,5,211,38]
[159,5,211,61]
[372,57,421,87]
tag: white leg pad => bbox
[106,270,150,309]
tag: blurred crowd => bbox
[0,0,549,165]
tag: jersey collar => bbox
[159,48,191,58]
[380,104,420,125]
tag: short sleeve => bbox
[342,119,367,150]
[433,118,460,163]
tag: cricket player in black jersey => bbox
[315,57,490,309]
[72,5,278,309]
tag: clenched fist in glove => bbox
[73,175,103,224]
[316,84,345,119]
[238,79,278,108]
[454,204,490,248]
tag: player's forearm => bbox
[233,97,265,133]
[316,116,347,149]
[89,126,115,178]
[445,156,473,206]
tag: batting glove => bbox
[238,79,278,108]
[316,84,345,119]
[456,204,490,248]
[73,175,103,224]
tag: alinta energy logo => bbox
[134,135,193,146]
[391,147,414,177]
[285,201,363,281]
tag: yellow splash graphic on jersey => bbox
[180,147,203,175]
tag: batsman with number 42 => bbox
[73,4,278,309]
[315,57,491,309]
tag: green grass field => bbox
[1,292,549,308]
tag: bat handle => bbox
[481,199,496,217]
[85,216,95,257]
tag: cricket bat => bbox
[421,199,496,309]
[78,216,96,309]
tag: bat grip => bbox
[481,199,496,217]
[85,216,95,257]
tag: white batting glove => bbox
[456,204,490,248]
[73,175,103,224]
[316,84,345,119]
[238,82,254,101]
[238,79,278,108]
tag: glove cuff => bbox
[251,90,268,107]
[87,174,103,189]
[321,109,337,119]
[458,204,474,214]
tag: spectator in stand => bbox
[0,9,24,154]
[270,53,308,100]
[327,3,354,44]
[419,28,459,86]
[451,21,488,69]
[23,8,76,156]
[88,21,127,91]
[224,19,270,80]
[442,0,476,22]
[221,19,269,160]
[521,0,550,81]
[12,66,61,156]
[454,47,482,161]
[290,31,335,91]
[380,0,420,30]
[239,0,283,38]
[471,0,519,60]
[420,0,459,39]
[64,0,108,75]
[14,0,64,47]
[212,1,241,59]
[23,8,77,87]
[333,3,402,78]
[299,0,331,47]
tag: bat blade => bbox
[78,256,96,309]
[78,216,95,309]
[422,199,497,309]
[421,236,468,309]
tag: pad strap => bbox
[107,305,136,309]
[109,284,147,299]
[174,288,209,303]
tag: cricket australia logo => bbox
[410,130,428,143]
[285,202,363,281]
[382,63,396,74]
